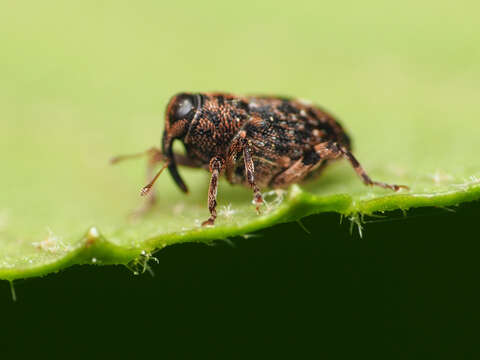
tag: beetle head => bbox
[162,93,202,193]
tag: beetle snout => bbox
[162,132,189,193]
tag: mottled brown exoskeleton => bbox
[112,92,408,226]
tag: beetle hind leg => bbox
[314,141,409,191]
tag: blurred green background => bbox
[1,0,479,243]
[1,0,479,356]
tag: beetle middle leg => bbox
[242,140,265,213]
[202,156,225,226]
[314,141,409,191]
[227,132,264,213]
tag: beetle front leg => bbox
[314,141,409,191]
[202,156,225,226]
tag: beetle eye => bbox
[174,95,195,120]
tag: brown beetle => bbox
[112,92,408,226]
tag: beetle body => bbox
[166,93,351,188]
[113,92,407,226]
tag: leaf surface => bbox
[1,0,479,280]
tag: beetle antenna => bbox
[140,161,169,196]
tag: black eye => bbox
[175,95,195,120]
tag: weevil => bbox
[112,92,408,226]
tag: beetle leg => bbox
[302,160,329,182]
[111,147,200,218]
[202,156,225,226]
[241,139,264,214]
[136,151,199,216]
[129,149,164,217]
[270,157,316,188]
[314,141,409,191]
[111,147,198,168]
[226,131,264,213]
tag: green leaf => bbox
[1,0,480,280]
